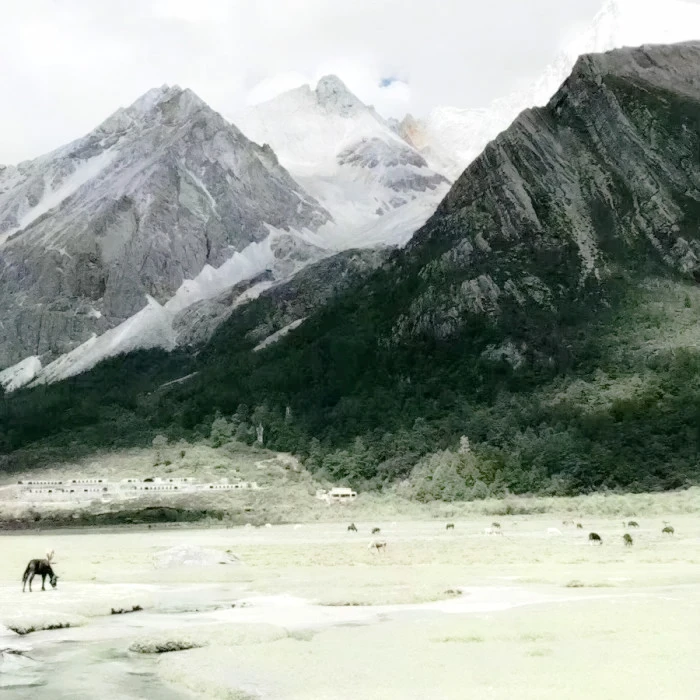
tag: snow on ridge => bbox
[0,149,118,246]
[165,236,278,314]
[254,318,306,352]
[0,356,42,391]
[32,296,176,386]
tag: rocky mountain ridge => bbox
[394,42,700,353]
[0,85,331,375]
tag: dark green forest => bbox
[2,262,699,498]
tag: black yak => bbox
[22,559,58,592]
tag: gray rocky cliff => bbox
[392,42,700,350]
[0,85,330,368]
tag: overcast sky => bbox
[0,0,671,163]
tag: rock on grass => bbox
[130,637,205,654]
[129,623,287,655]
[3,614,87,636]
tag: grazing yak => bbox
[588,532,602,545]
[627,521,640,528]
[662,526,675,535]
[368,540,387,552]
[576,523,583,529]
[347,523,358,532]
[446,523,455,531]
[371,527,381,535]
[623,534,634,547]
[483,527,502,536]
[491,522,501,529]
[22,558,59,592]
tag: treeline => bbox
[1,266,699,497]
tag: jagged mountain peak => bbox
[128,83,185,112]
[0,81,332,375]
[96,84,215,137]
[314,75,366,116]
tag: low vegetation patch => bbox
[129,638,205,654]
[434,635,485,644]
[526,648,553,657]
[111,605,143,615]
[7,621,72,635]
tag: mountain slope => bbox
[165,41,700,491]
[0,85,330,375]
[403,0,700,179]
[4,43,700,496]
[235,76,449,248]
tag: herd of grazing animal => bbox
[346,519,678,553]
[583,522,679,546]
[15,519,681,589]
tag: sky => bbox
[0,0,688,164]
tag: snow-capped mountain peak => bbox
[403,0,700,180]
[314,75,368,117]
[235,77,449,251]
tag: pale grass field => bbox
[1,509,699,699]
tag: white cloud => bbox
[246,72,310,106]
[1,0,695,163]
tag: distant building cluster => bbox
[15,476,261,502]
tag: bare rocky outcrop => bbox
[392,43,700,351]
[0,85,330,369]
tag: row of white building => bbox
[16,476,261,502]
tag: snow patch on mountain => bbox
[0,356,42,392]
[0,149,118,246]
[254,318,306,352]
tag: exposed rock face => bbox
[391,43,700,351]
[0,86,330,368]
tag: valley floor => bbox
[1,515,699,699]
